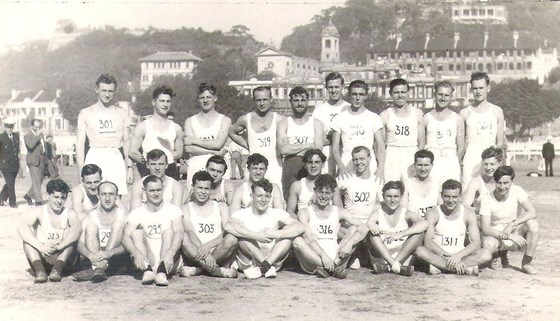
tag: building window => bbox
[488,9,494,15]
[497,63,503,70]
[486,63,492,72]
[457,63,462,71]
[527,62,532,70]
[437,64,443,72]
[478,63,484,71]
[517,62,522,70]
[478,51,484,57]
[463,9,470,16]
[449,64,454,72]
[479,9,485,15]
[142,75,149,82]
[509,63,514,70]
[325,39,331,49]
[454,10,459,16]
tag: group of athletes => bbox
[17,71,539,286]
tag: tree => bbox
[489,79,560,138]
[548,66,560,85]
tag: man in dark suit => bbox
[24,119,46,205]
[0,120,20,208]
[542,136,555,177]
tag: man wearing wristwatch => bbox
[480,165,539,275]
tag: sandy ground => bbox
[0,162,559,321]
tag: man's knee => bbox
[482,236,499,252]
[291,236,305,252]
[525,219,539,234]
[222,234,238,249]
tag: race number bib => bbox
[418,206,434,219]
[44,228,64,245]
[476,121,493,135]
[258,136,271,147]
[317,224,334,239]
[96,116,117,134]
[349,125,365,137]
[98,228,111,248]
[436,129,452,145]
[441,235,459,247]
[146,224,163,239]
[198,223,215,234]
[353,191,371,203]
[395,125,410,136]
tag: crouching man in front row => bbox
[415,179,491,276]
[225,179,304,279]
[122,175,184,286]
[180,171,238,278]
[18,179,81,283]
[293,174,367,279]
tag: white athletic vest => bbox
[406,178,440,219]
[386,107,418,147]
[308,206,340,242]
[297,177,315,211]
[37,205,69,245]
[338,174,383,221]
[425,112,457,150]
[142,118,177,164]
[90,207,125,248]
[188,202,223,245]
[286,117,315,156]
[433,205,466,254]
[247,112,280,166]
[80,184,99,214]
[378,207,409,251]
[133,203,178,240]
[465,106,498,147]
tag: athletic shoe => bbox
[349,258,361,270]
[371,262,389,274]
[179,266,202,277]
[398,265,414,277]
[220,267,238,278]
[264,266,277,278]
[49,269,61,282]
[34,271,48,284]
[243,266,262,279]
[522,264,537,275]
[73,268,94,282]
[465,266,480,276]
[141,270,155,285]
[490,257,502,270]
[155,272,169,286]
[91,268,108,283]
[428,264,442,275]
[315,267,329,278]
[333,265,348,279]
[501,258,510,268]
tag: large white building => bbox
[451,1,507,24]
[139,51,203,90]
[255,47,321,79]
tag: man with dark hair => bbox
[424,80,464,182]
[462,146,503,214]
[542,136,555,177]
[75,181,129,282]
[0,119,20,208]
[381,78,425,182]
[293,174,367,278]
[18,179,81,283]
[277,86,323,198]
[225,179,305,279]
[332,80,385,178]
[24,119,46,206]
[123,175,184,286]
[460,72,505,188]
[230,153,284,212]
[184,83,232,194]
[416,179,491,276]
[229,86,285,189]
[129,85,183,180]
[205,155,237,204]
[180,171,238,278]
[480,166,539,274]
[312,72,351,175]
[44,134,59,179]
[403,149,441,219]
[76,74,133,196]
[131,149,183,210]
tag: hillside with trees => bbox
[281,0,560,64]
[0,25,263,126]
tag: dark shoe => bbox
[24,195,34,205]
[73,268,94,282]
[9,204,18,208]
[398,265,414,277]
[315,267,329,278]
[49,269,62,282]
[332,264,348,279]
[91,268,108,283]
[34,271,48,284]
[371,262,390,274]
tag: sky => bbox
[0,0,345,49]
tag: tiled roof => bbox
[255,46,292,57]
[372,31,542,53]
[11,90,57,103]
[139,51,203,62]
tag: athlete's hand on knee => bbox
[338,244,352,259]
[195,243,214,261]
[385,232,400,244]
[509,234,527,248]
[37,244,52,256]
[446,254,463,271]
[368,224,381,236]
